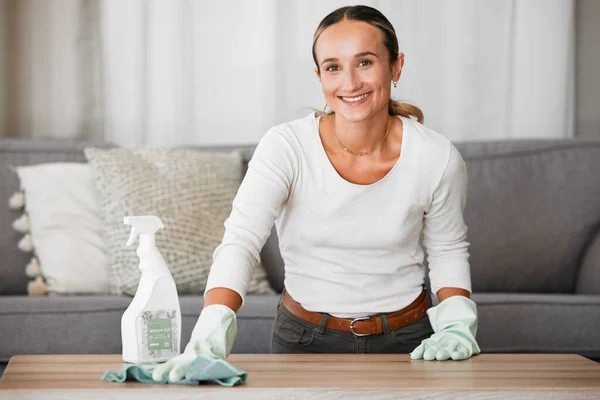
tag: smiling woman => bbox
[152,5,480,382]
[311,6,423,125]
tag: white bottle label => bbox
[140,309,179,359]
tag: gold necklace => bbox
[333,117,392,157]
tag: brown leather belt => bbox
[282,288,430,336]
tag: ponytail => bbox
[388,99,424,123]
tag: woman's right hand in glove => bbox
[151,304,237,383]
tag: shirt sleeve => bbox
[422,142,472,296]
[204,128,297,306]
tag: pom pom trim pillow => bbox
[13,162,110,294]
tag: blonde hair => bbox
[312,5,424,124]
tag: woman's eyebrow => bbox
[320,51,379,66]
[355,51,378,59]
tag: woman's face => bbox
[314,19,403,123]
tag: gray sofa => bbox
[1,136,600,372]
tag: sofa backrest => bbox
[2,137,599,296]
[456,139,600,293]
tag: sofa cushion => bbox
[1,292,599,361]
[456,140,600,293]
[472,293,600,357]
[0,294,280,361]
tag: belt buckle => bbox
[349,316,372,337]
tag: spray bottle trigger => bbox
[124,216,138,247]
[124,215,163,247]
[126,226,138,247]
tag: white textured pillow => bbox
[84,147,274,296]
[15,163,110,294]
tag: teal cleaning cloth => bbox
[101,356,248,386]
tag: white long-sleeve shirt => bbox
[205,112,471,318]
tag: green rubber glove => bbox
[152,304,237,382]
[410,295,481,361]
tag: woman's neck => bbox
[332,108,391,156]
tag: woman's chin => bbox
[334,107,375,123]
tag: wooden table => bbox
[1,354,599,399]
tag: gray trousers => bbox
[270,293,434,354]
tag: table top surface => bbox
[1,354,600,398]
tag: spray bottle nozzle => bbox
[124,215,164,246]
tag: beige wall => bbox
[576,0,600,139]
[0,0,6,137]
[0,0,21,138]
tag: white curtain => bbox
[100,0,286,147]
[389,0,575,141]
[100,0,575,146]
[1,0,575,144]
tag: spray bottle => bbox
[121,215,181,363]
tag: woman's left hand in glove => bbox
[410,295,481,361]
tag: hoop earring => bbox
[392,81,398,88]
